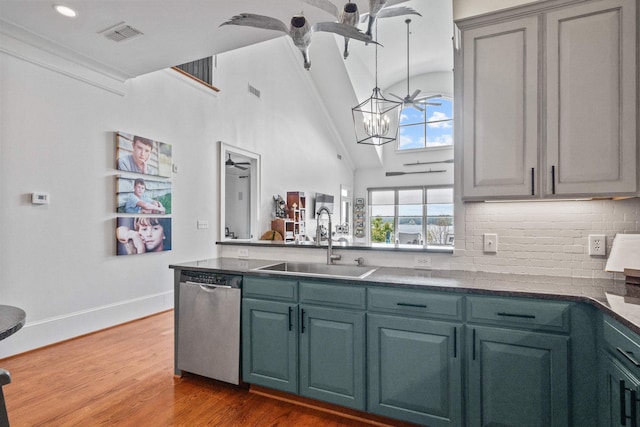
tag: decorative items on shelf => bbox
[273,195,286,218]
[354,198,365,238]
[286,192,306,241]
[270,192,306,242]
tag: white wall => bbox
[0,36,352,357]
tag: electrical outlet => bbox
[237,248,249,258]
[413,256,432,269]
[588,234,606,256]
[483,233,498,253]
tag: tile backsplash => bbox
[451,198,640,278]
[221,198,639,279]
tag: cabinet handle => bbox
[397,302,427,308]
[453,327,457,358]
[622,380,628,426]
[472,329,476,360]
[620,379,640,426]
[551,165,556,194]
[618,347,640,367]
[496,312,536,319]
[288,307,293,331]
[531,167,535,195]
[300,309,305,334]
[632,390,638,427]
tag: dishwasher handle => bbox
[183,281,233,291]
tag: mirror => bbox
[219,142,261,241]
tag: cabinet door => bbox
[299,306,365,410]
[602,353,640,427]
[242,299,298,393]
[461,15,539,199]
[467,326,569,427]
[368,314,462,427]
[545,0,636,196]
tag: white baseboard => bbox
[0,291,174,359]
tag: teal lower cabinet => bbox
[599,315,640,426]
[466,325,569,427]
[367,313,463,426]
[299,306,366,410]
[241,277,607,426]
[242,277,367,411]
[601,352,640,426]
[242,298,298,394]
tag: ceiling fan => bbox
[389,19,442,112]
[225,153,250,170]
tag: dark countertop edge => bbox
[0,305,26,341]
[169,258,638,335]
[215,240,454,254]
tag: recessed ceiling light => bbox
[53,5,78,18]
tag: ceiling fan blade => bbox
[410,89,421,100]
[412,103,425,112]
[415,94,442,101]
[415,100,442,107]
[389,93,404,101]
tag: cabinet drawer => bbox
[299,281,365,310]
[367,287,463,320]
[466,296,570,333]
[603,317,640,370]
[243,276,298,302]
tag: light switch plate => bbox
[484,233,498,253]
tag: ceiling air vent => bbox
[100,22,143,42]
[248,84,261,98]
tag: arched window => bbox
[398,96,453,150]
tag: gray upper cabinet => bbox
[461,15,539,199]
[458,0,637,200]
[545,0,637,196]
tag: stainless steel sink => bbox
[253,261,377,279]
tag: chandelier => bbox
[352,24,401,146]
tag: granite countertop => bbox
[169,257,636,333]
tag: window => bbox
[368,187,454,249]
[398,97,453,150]
[172,56,220,92]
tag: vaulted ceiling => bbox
[0,0,453,169]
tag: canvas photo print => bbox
[116,176,171,214]
[116,217,172,255]
[116,132,172,178]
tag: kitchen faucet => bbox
[316,206,341,264]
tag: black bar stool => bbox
[0,369,10,427]
[0,305,26,427]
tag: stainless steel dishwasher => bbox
[177,271,242,384]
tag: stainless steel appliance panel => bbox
[177,276,241,384]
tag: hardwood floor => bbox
[0,311,413,427]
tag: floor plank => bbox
[0,311,405,427]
